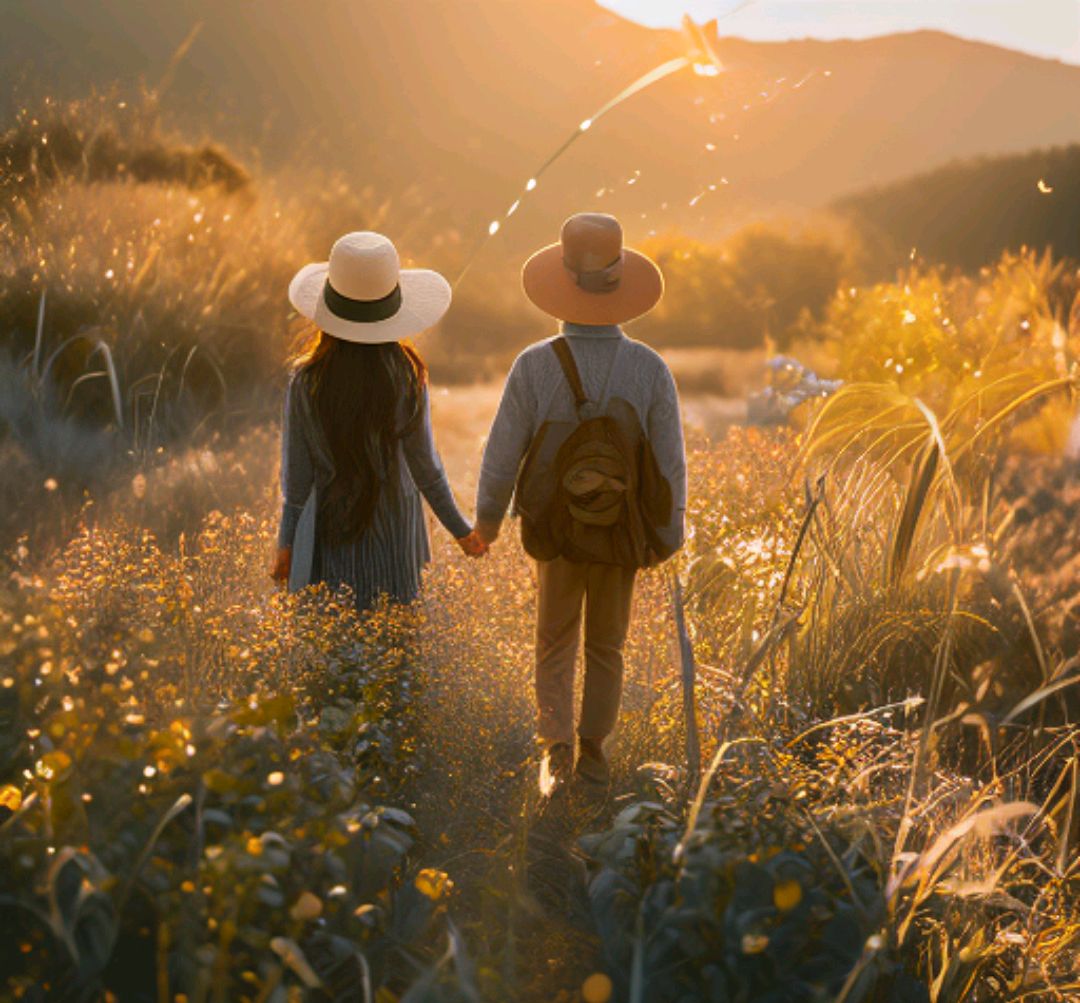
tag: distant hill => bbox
[835,144,1080,271]
[3,1,1080,269]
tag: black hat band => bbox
[323,280,403,322]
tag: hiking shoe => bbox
[539,742,574,796]
[575,738,610,786]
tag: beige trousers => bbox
[535,557,637,747]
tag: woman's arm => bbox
[402,387,473,542]
[273,373,315,581]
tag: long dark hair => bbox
[291,326,427,544]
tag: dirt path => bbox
[404,633,610,1001]
[408,744,608,1000]
[399,559,681,1001]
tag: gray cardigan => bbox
[278,372,470,603]
[476,323,687,552]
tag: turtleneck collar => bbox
[560,322,624,339]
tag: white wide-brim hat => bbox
[288,231,451,344]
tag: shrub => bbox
[0,94,251,196]
[817,250,1078,426]
[636,222,859,351]
[0,174,308,442]
[583,771,925,1003]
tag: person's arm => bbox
[402,387,474,543]
[475,353,536,542]
[273,373,314,582]
[647,362,687,554]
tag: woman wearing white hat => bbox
[270,231,485,609]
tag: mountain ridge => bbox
[3,0,1079,264]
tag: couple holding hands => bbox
[272,212,686,788]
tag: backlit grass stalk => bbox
[669,570,701,790]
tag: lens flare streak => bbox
[453,55,696,288]
[452,10,742,289]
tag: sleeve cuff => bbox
[278,504,303,548]
[445,511,472,540]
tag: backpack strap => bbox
[597,337,626,413]
[551,337,588,414]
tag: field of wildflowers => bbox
[2,93,1080,1002]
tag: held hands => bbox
[456,529,489,558]
[456,519,500,559]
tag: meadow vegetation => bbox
[2,95,1080,1001]
[0,507,471,1000]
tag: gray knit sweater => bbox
[476,322,686,551]
[278,372,471,610]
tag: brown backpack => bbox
[513,338,674,569]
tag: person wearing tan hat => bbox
[271,231,486,610]
[475,213,686,790]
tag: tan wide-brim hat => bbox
[289,231,451,344]
[522,212,663,325]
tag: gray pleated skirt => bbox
[288,472,431,611]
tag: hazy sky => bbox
[601,1,1080,65]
